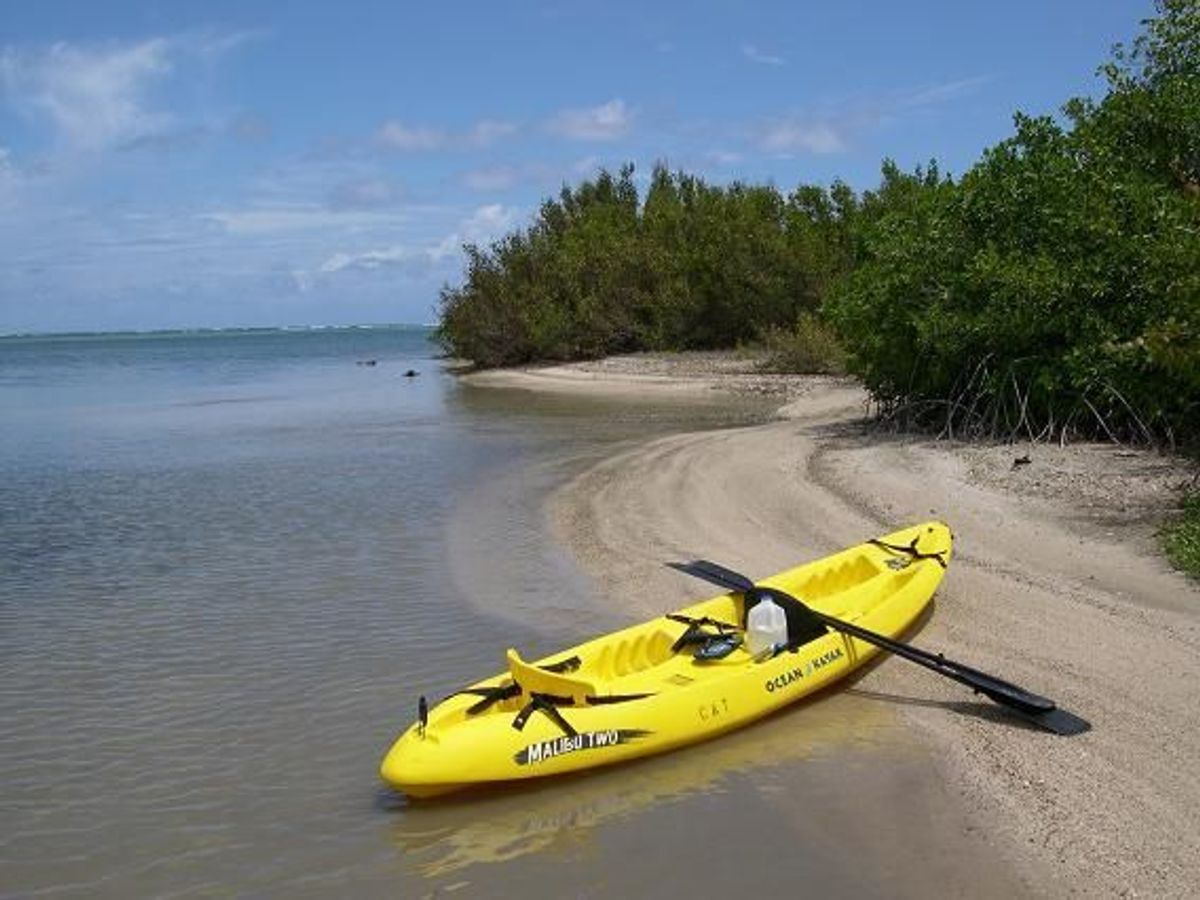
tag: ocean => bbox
[0,326,1020,897]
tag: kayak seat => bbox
[791,556,880,599]
[506,649,597,704]
[593,630,674,680]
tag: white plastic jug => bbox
[746,596,788,655]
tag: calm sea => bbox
[0,327,1023,898]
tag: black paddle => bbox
[668,559,1089,736]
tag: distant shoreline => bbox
[466,350,1200,896]
[0,322,435,340]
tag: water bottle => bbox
[746,596,788,655]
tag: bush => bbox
[824,1,1200,449]
[437,165,859,367]
[436,3,1198,453]
[757,314,847,374]
[1163,492,1200,579]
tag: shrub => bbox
[758,314,847,375]
[1163,492,1200,579]
[437,165,859,367]
[436,3,1199,453]
[824,1,1200,448]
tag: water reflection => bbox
[386,694,893,879]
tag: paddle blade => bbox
[1008,705,1092,736]
[958,670,1057,714]
[668,560,755,593]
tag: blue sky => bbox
[1,1,1151,333]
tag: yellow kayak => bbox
[380,521,952,798]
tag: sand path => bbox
[469,359,1200,897]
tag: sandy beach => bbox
[466,353,1200,897]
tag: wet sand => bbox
[466,353,1200,897]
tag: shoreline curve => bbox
[468,353,1200,897]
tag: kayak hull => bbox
[380,521,952,798]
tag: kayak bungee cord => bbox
[868,534,949,568]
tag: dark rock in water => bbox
[403,369,419,378]
[357,359,378,367]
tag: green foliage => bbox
[1163,492,1200,579]
[758,313,847,375]
[437,2,1198,450]
[825,0,1200,448]
[437,163,859,367]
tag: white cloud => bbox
[315,204,519,279]
[376,117,519,152]
[548,99,631,141]
[460,158,610,192]
[195,27,271,60]
[200,205,410,236]
[462,165,520,191]
[319,245,418,274]
[376,121,446,151]
[0,31,266,154]
[462,203,518,242]
[428,233,461,262]
[1,38,174,151]
[326,177,400,210]
[760,119,845,154]
[741,43,785,67]
[901,75,992,108]
[0,146,18,183]
[0,146,24,210]
[571,155,603,175]
[746,75,986,158]
[467,119,518,147]
[290,268,315,293]
[316,240,443,277]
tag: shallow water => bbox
[0,328,1024,897]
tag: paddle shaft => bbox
[803,606,1054,713]
[673,560,1056,715]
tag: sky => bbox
[0,0,1153,334]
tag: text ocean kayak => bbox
[380,521,952,797]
